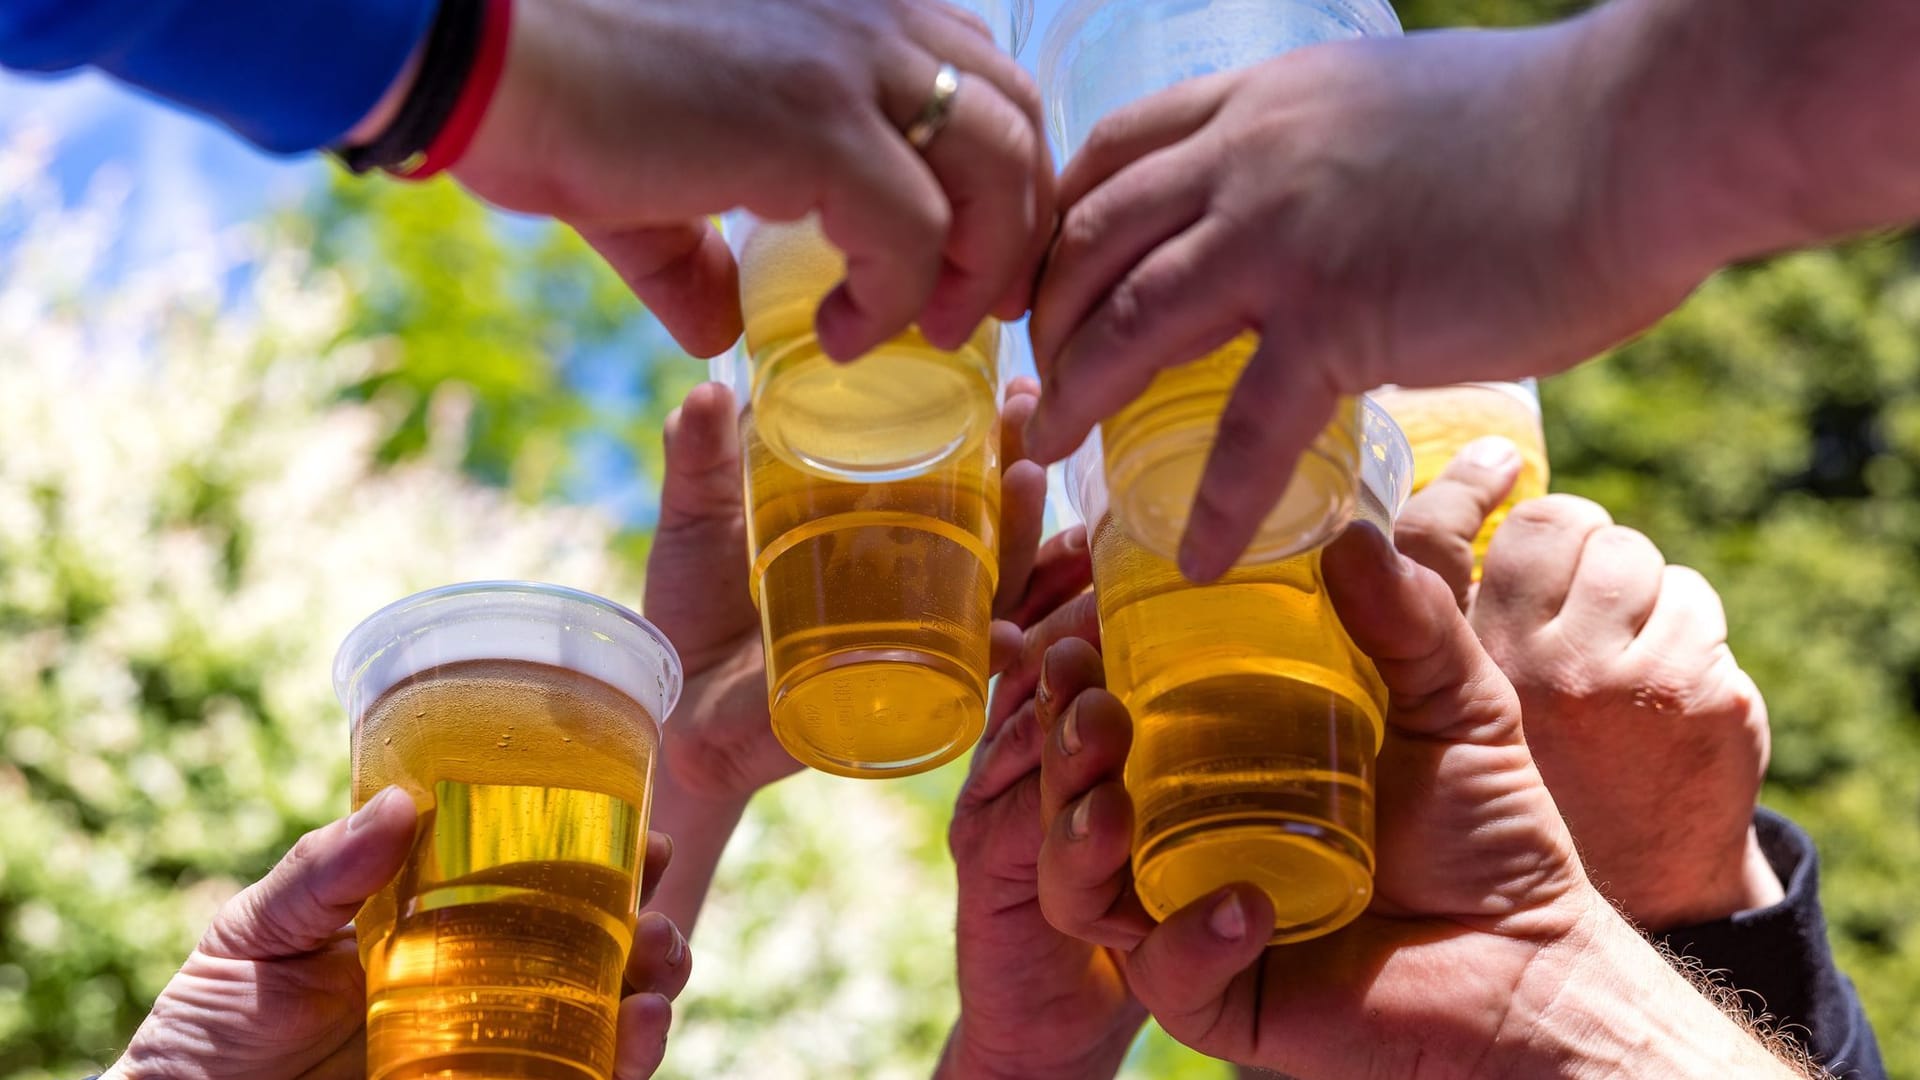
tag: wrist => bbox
[1490,892,1798,1080]
[344,45,424,146]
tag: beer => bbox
[1373,382,1549,569]
[1101,333,1362,564]
[1091,516,1383,944]
[336,585,680,1080]
[738,217,1000,481]
[744,410,1000,778]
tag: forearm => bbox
[642,755,750,937]
[1496,899,1813,1080]
[0,0,435,153]
[1596,0,1920,277]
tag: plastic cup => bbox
[1067,398,1414,944]
[1039,0,1403,565]
[334,582,682,1080]
[1372,380,1550,573]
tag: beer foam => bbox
[334,583,681,732]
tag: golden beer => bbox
[1091,516,1384,943]
[1102,333,1362,566]
[744,409,1000,778]
[336,585,680,1080]
[1069,399,1411,944]
[1372,382,1549,570]
[739,217,1000,481]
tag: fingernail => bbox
[348,785,399,833]
[1068,793,1093,839]
[1059,703,1083,756]
[1037,650,1056,711]
[1062,525,1086,554]
[1209,890,1247,942]
[666,926,687,966]
[1463,435,1521,472]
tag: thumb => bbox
[1122,884,1272,1044]
[579,220,744,358]
[1393,436,1523,609]
[1322,523,1520,745]
[199,785,418,961]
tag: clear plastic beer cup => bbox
[334,582,682,1080]
[715,325,1009,779]
[1039,0,1403,565]
[1373,380,1550,572]
[729,0,1032,483]
[1068,398,1414,944]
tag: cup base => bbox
[770,653,986,779]
[1135,817,1373,945]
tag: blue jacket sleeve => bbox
[0,0,438,153]
[1654,808,1887,1080]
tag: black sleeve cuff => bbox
[1653,807,1886,1080]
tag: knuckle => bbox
[1506,492,1608,532]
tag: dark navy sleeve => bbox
[0,0,438,153]
[1654,808,1887,1080]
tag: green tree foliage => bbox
[302,175,704,551]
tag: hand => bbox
[449,0,1054,359]
[1471,493,1780,930]
[1032,523,1794,1078]
[941,535,1140,1080]
[1024,18,1707,581]
[104,786,689,1080]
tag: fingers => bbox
[988,588,1100,732]
[902,3,1056,332]
[1394,436,1525,608]
[198,786,418,961]
[1035,643,1117,824]
[964,696,1047,807]
[813,107,949,361]
[1007,525,1094,629]
[1629,564,1731,663]
[1037,766,1149,953]
[657,382,744,530]
[1320,523,1519,744]
[612,991,673,1080]
[640,831,674,907]
[1055,73,1234,209]
[578,221,743,358]
[1030,143,1213,372]
[999,375,1042,464]
[996,461,1049,619]
[624,910,693,1001]
[1557,525,1666,643]
[1476,494,1615,630]
[1180,332,1344,582]
[994,381,1050,620]
[1025,217,1253,465]
[1118,885,1272,1044]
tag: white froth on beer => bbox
[333,582,682,733]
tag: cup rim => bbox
[332,580,683,733]
[1062,393,1412,534]
[1038,0,1405,155]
